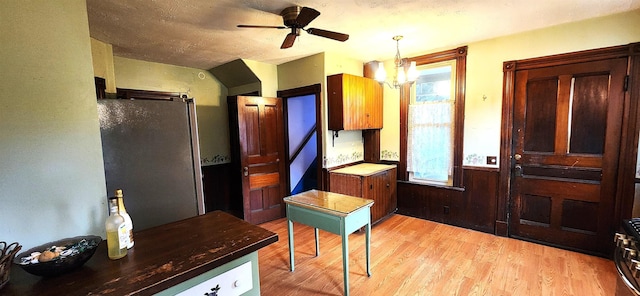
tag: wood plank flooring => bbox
[257,214,616,296]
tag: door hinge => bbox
[624,75,629,92]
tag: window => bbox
[400,46,467,187]
[408,62,455,184]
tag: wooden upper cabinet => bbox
[327,73,383,130]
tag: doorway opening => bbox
[286,94,317,194]
[279,84,324,194]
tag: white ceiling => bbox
[86,0,640,70]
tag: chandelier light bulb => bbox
[375,35,417,89]
[375,61,387,82]
[397,68,406,84]
[407,61,418,82]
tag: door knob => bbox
[243,166,248,177]
[514,153,522,160]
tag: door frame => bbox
[497,42,640,237]
[278,84,325,191]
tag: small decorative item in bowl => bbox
[1,241,22,290]
[14,235,101,277]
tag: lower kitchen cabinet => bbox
[329,163,397,224]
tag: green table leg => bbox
[315,228,320,256]
[366,220,371,277]
[342,230,349,296]
[288,218,295,272]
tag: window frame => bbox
[399,46,467,188]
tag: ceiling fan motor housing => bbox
[238,6,347,49]
[281,6,302,27]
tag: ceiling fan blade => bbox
[306,28,349,42]
[295,7,320,27]
[281,33,297,49]
[237,24,287,29]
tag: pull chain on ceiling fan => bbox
[237,6,349,49]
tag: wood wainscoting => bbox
[397,167,499,234]
[202,163,243,218]
[213,163,500,233]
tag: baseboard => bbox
[495,220,508,236]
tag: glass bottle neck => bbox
[108,199,120,215]
[117,197,127,213]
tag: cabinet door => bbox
[363,78,383,129]
[386,167,397,216]
[364,168,397,224]
[327,73,383,130]
[365,172,390,224]
[327,74,345,130]
[344,74,365,130]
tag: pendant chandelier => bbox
[374,35,418,89]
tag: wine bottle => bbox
[116,189,134,249]
[105,196,127,260]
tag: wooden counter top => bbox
[330,163,396,176]
[284,190,373,217]
[3,211,277,296]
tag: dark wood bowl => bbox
[13,235,101,277]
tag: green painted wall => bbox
[0,0,107,250]
[244,59,278,97]
[91,38,117,93]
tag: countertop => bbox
[330,163,396,176]
[3,211,278,295]
[284,189,374,216]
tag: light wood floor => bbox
[257,214,617,296]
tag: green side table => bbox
[284,190,374,296]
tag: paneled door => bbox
[230,96,287,224]
[510,57,627,255]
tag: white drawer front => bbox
[176,261,253,296]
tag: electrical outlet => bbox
[486,156,497,165]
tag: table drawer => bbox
[288,205,341,234]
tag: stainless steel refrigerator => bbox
[97,98,204,230]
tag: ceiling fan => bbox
[237,6,349,49]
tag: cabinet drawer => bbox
[156,252,259,296]
[176,261,252,296]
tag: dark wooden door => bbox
[510,57,627,255]
[232,96,287,224]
